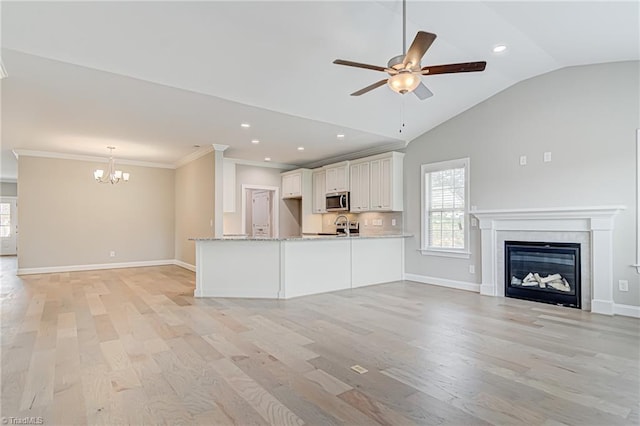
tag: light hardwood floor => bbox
[1,256,639,425]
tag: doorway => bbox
[241,185,279,238]
[0,198,17,255]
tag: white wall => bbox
[17,156,175,269]
[404,61,640,306]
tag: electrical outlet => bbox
[519,155,527,166]
[469,265,475,274]
[109,251,116,257]
[350,365,368,374]
[470,217,478,227]
[619,280,629,292]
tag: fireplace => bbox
[505,241,581,308]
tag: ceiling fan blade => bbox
[333,59,387,72]
[413,82,433,100]
[421,61,487,75]
[403,31,437,70]
[350,79,388,96]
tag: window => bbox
[0,203,10,238]
[421,158,470,258]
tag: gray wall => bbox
[223,164,301,238]
[17,156,175,269]
[404,61,640,306]
[174,152,214,266]
[0,182,17,196]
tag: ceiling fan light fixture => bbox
[387,72,421,94]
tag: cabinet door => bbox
[349,165,360,211]
[325,168,337,193]
[336,165,348,192]
[370,160,382,210]
[312,171,326,213]
[380,158,392,210]
[282,173,302,198]
[359,162,370,211]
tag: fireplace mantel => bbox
[472,205,625,315]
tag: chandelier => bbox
[93,147,130,184]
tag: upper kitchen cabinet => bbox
[312,169,326,214]
[349,161,370,212]
[325,162,349,193]
[281,169,304,198]
[369,152,404,211]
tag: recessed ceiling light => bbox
[337,134,345,139]
[493,44,507,53]
[251,139,260,144]
[264,157,271,162]
[297,147,305,151]
[240,123,251,128]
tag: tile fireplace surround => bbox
[472,206,625,315]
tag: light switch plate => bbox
[469,265,475,274]
[519,155,527,166]
[471,217,478,227]
[619,280,629,292]
[391,219,396,226]
[543,152,552,162]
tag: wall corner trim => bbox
[404,273,480,293]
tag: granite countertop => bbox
[191,233,414,241]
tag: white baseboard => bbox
[591,299,615,316]
[404,273,480,293]
[613,303,640,318]
[173,259,196,272]
[17,259,177,275]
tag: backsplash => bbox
[322,212,403,235]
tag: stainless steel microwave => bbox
[326,191,350,212]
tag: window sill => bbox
[419,249,471,259]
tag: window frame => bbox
[420,157,471,258]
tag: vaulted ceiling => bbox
[2,1,638,180]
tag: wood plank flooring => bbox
[1,256,639,425]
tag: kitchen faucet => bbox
[334,215,350,235]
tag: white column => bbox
[590,217,615,315]
[479,219,497,296]
[212,144,228,238]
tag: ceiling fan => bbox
[333,0,487,100]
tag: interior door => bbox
[0,198,17,255]
[251,190,272,237]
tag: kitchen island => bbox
[192,234,412,299]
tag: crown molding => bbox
[174,145,215,168]
[12,149,175,169]
[224,157,296,170]
[300,140,407,169]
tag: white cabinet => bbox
[312,169,326,214]
[281,171,302,198]
[349,162,370,212]
[325,162,349,193]
[368,152,404,212]
[280,169,322,233]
